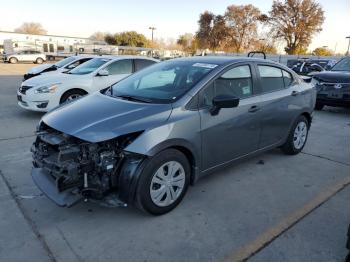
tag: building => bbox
[0,30,92,48]
[0,30,109,58]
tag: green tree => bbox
[265,0,325,55]
[115,31,149,47]
[104,33,117,45]
[14,22,47,35]
[196,11,215,50]
[312,47,332,56]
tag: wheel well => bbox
[301,112,312,127]
[171,146,196,185]
[60,88,88,103]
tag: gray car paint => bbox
[41,56,315,181]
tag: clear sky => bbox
[0,0,349,53]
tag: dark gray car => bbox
[31,57,316,215]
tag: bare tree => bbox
[225,4,261,53]
[14,22,47,35]
[265,0,325,54]
[196,11,228,51]
[89,32,107,42]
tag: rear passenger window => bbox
[135,59,156,71]
[105,59,133,75]
[258,65,285,92]
[200,65,253,107]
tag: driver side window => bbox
[200,65,253,107]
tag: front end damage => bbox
[31,122,145,207]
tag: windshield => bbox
[54,56,77,68]
[331,58,350,72]
[69,58,111,75]
[110,60,217,103]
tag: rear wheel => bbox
[60,89,87,104]
[281,115,309,155]
[135,149,190,215]
[9,57,18,64]
[315,103,324,110]
[36,58,44,64]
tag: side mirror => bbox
[66,64,76,69]
[210,95,239,116]
[97,69,109,76]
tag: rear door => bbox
[255,63,302,148]
[134,59,157,72]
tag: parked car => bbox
[3,50,46,64]
[311,57,350,110]
[23,55,95,80]
[288,58,338,82]
[17,56,158,112]
[31,56,316,215]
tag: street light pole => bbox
[346,36,350,56]
[149,27,156,42]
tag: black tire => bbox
[281,115,309,155]
[60,89,87,104]
[135,149,190,215]
[36,58,44,64]
[9,57,18,64]
[315,103,324,111]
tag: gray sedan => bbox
[31,57,316,215]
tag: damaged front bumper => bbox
[32,167,82,207]
[31,123,145,208]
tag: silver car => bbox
[31,57,316,215]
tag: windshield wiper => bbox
[115,94,152,103]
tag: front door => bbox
[93,59,133,91]
[199,64,261,170]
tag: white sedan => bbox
[17,56,158,112]
[23,55,95,80]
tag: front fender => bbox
[117,153,148,204]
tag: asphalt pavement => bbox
[0,63,349,262]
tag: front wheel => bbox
[135,149,190,215]
[60,89,87,104]
[281,115,309,155]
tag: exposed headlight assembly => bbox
[34,83,61,94]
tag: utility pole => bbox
[149,27,156,42]
[346,36,350,56]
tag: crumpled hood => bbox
[42,92,173,142]
[314,71,350,83]
[27,64,54,74]
[22,72,82,87]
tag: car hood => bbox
[22,72,84,87]
[313,71,350,83]
[42,92,173,143]
[27,64,54,74]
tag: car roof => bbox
[170,56,282,67]
[93,55,158,62]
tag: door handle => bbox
[248,105,260,113]
[291,91,300,96]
